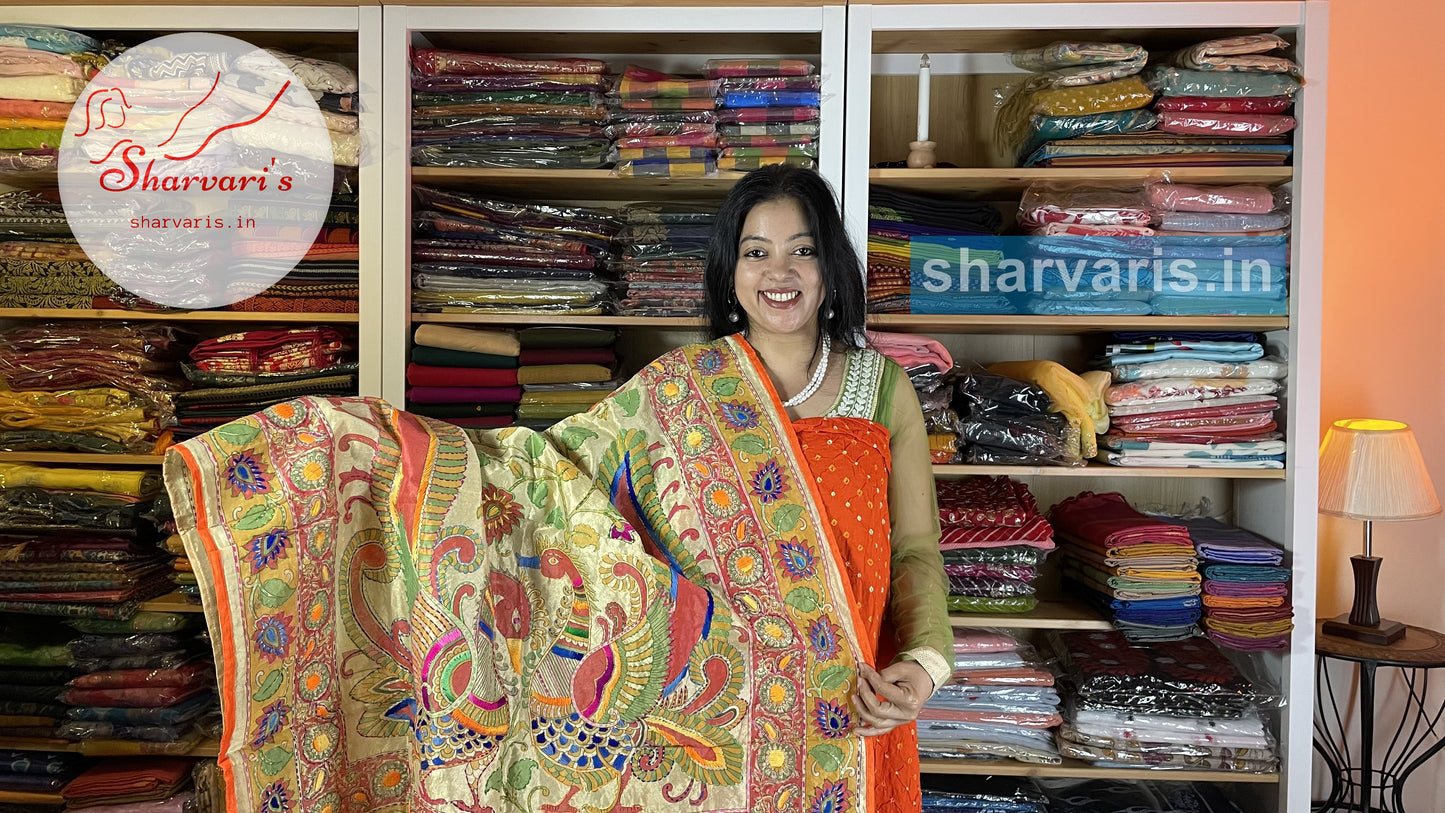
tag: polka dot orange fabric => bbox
[793,415,921,813]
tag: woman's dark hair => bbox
[704,165,866,347]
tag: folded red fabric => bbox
[517,348,616,366]
[1049,491,1193,550]
[62,757,192,801]
[405,364,519,388]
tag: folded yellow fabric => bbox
[520,390,610,407]
[1079,370,1113,434]
[0,462,156,497]
[988,360,1101,459]
[1031,75,1153,117]
[517,364,614,386]
[412,324,520,357]
[0,387,155,445]
[515,403,596,421]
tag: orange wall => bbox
[1320,0,1445,805]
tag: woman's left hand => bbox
[850,661,934,737]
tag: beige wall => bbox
[1320,0,1445,805]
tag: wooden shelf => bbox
[0,309,359,324]
[918,756,1278,783]
[0,789,64,804]
[412,314,706,328]
[950,599,1111,631]
[410,167,746,200]
[0,736,219,759]
[138,591,204,614]
[869,314,1289,334]
[0,452,164,467]
[869,167,1293,197]
[934,463,1285,479]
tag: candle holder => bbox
[907,140,937,169]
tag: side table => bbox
[1313,621,1445,813]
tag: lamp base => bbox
[1323,614,1405,646]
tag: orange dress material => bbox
[767,345,954,813]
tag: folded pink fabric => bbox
[1153,95,1292,114]
[1145,182,1276,214]
[865,330,953,373]
[1204,581,1289,598]
[918,708,1062,728]
[938,515,1056,550]
[406,386,522,404]
[1035,223,1155,237]
[1155,112,1297,137]
[1207,630,1288,651]
[952,629,1020,654]
[1049,491,1193,551]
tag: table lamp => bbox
[1319,419,1441,645]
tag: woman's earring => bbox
[728,309,740,323]
[727,291,741,322]
[826,306,836,320]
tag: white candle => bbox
[917,53,931,142]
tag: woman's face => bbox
[732,197,824,339]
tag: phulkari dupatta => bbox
[165,335,872,813]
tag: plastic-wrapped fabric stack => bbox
[410,49,611,169]
[1050,492,1201,641]
[936,478,1055,614]
[1097,333,1287,468]
[0,617,79,740]
[916,628,1062,764]
[998,41,1156,167]
[60,757,197,811]
[0,190,119,310]
[0,463,173,618]
[612,203,714,316]
[1037,777,1251,812]
[952,368,1090,467]
[410,186,617,315]
[1050,630,1280,774]
[866,187,1003,315]
[920,778,1049,813]
[1179,517,1293,651]
[172,327,358,443]
[56,614,216,754]
[144,495,195,605]
[707,59,819,171]
[514,328,619,430]
[220,48,360,170]
[868,331,959,463]
[407,325,522,429]
[0,749,88,800]
[608,66,719,177]
[0,25,112,183]
[1143,34,1301,166]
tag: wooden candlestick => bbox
[907,140,936,169]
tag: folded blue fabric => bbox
[1202,564,1291,583]
[1180,517,1285,565]
[909,293,1017,315]
[1150,296,1288,316]
[1026,298,1153,316]
[720,91,820,108]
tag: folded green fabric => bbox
[410,346,519,369]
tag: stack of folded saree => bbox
[0,463,171,618]
[173,327,357,442]
[936,477,1054,614]
[407,325,521,428]
[225,224,361,314]
[1050,491,1200,641]
[1050,630,1279,774]
[609,65,718,177]
[515,327,619,429]
[998,41,1155,167]
[61,757,195,810]
[613,203,714,316]
[1098,334,1286,468]
[410,186,617,315]
[866,187,1004,315]
[223,48,360,169]
[1181,517,1293,650]
[0,25,110,183]
[920,777,1048,813]
[707,59,819,171]
[917,628,1061,764]
[411,49,611,169]
[0,190,118,310]
[963,365,1101,466]
[0,749,87,796]
[57,630,214,753]
[0,616,77,737]
[0,322,193,440]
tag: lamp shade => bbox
[1319,419,1442,521]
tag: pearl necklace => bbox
[782,334,831,408]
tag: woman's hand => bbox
[850,661,934,737]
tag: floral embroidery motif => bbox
[696,348,725,375]
[750,460,787,504]
[807,617,840,660]
[255,614,292,661]
[224,451,269,498]
[718,400,759,430]
[814,699,850,739]
[260,780,291,813]
[248,528,289,571]
[477,484,522,544]
[251,699,289,747]
[775,539,816,580]
[809,781,849,813]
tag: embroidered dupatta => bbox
[164,335,872,813]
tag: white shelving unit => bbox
[0,4,384,398]
[379,3,848,404]
[845,3,1327,809]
